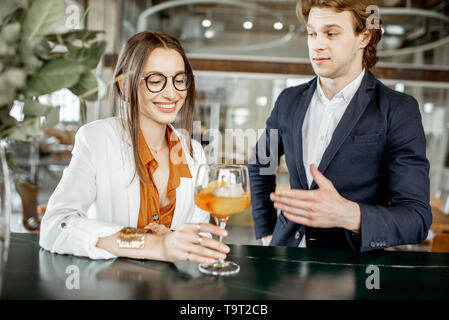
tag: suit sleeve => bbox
[39,126,123,260]
[347,95,432,252]
[248,93,285,239]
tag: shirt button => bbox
[295,231,301,240]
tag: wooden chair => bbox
[430,233,449,253]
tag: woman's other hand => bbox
[160,223,230,264]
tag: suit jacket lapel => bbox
[310,71,376,189]
[294,78,318,190]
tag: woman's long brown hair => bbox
[111,31,195,185]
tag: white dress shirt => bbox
[298,69,365,247]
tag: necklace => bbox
[148,144,166,155]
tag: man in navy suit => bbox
[249,0,432,252]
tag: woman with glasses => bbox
[39,32,230,264]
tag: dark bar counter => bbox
[1,233,449,300]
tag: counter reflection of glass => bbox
[194,164,250,275]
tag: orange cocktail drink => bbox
[193,165,250,276]
[194,193,250,219]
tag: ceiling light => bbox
[256,96,268,107]
[382,36,403,50]
[204,29,215,38]
[394,83,405,92]
[202,19,212,28]
[385,25,405,36]
[233,108,250,125]
[243,21,253,30]
[424,102,434,114]
[273,22,283,30]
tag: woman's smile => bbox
[154,101,178,113]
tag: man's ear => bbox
[359,28,372,49]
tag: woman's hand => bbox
[160,223,230,264]
[144,222,171,235]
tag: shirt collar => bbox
[317,69,365,104]
[138,126,191,178]
[138,126,179,165]
[139,130,154,165]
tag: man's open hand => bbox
[270,164,361,233]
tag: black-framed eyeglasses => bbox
[141,72,193,93]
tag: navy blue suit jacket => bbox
[248,71,432,252]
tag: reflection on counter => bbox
[38,249,227,299]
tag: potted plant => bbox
[0,0,107,279]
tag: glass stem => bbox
[214,217,229,265]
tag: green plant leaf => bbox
[1,22,21,43]
[7,127,27,141]
[24,58,85,97]
[66,40,106,69]
[0,0,27,22]
[4,68,27,89]
[44,106,60,127]
[46,29,104,44]
[7,117,42,141]
[70,71,98,101]
[84,41,106,69]
[22,0,65,43]
[0,107,17,134]
[23,99,52,117]
[0,81,16,106]
[18,41,44,70]
[34,40,52,59]
[66,43,90,62]
[0,38,7,55]
[22,99,59,128]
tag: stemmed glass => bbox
[194,164,250,276]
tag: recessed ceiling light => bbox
[204,29,215,38]
[385,25,405,36]
[394,83,405,92]
[256,96,268,107]
[424,102,434,114]
[273,22,283,30]
[202,19,212,28]
[243,21,253,30]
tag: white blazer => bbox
[39,117,210,260]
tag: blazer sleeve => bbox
[248,93,285,239]
[39,125,123,260]
[348,95,432,252]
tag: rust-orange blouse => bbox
[137,126,191,229]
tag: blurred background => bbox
[7,0,449,251]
